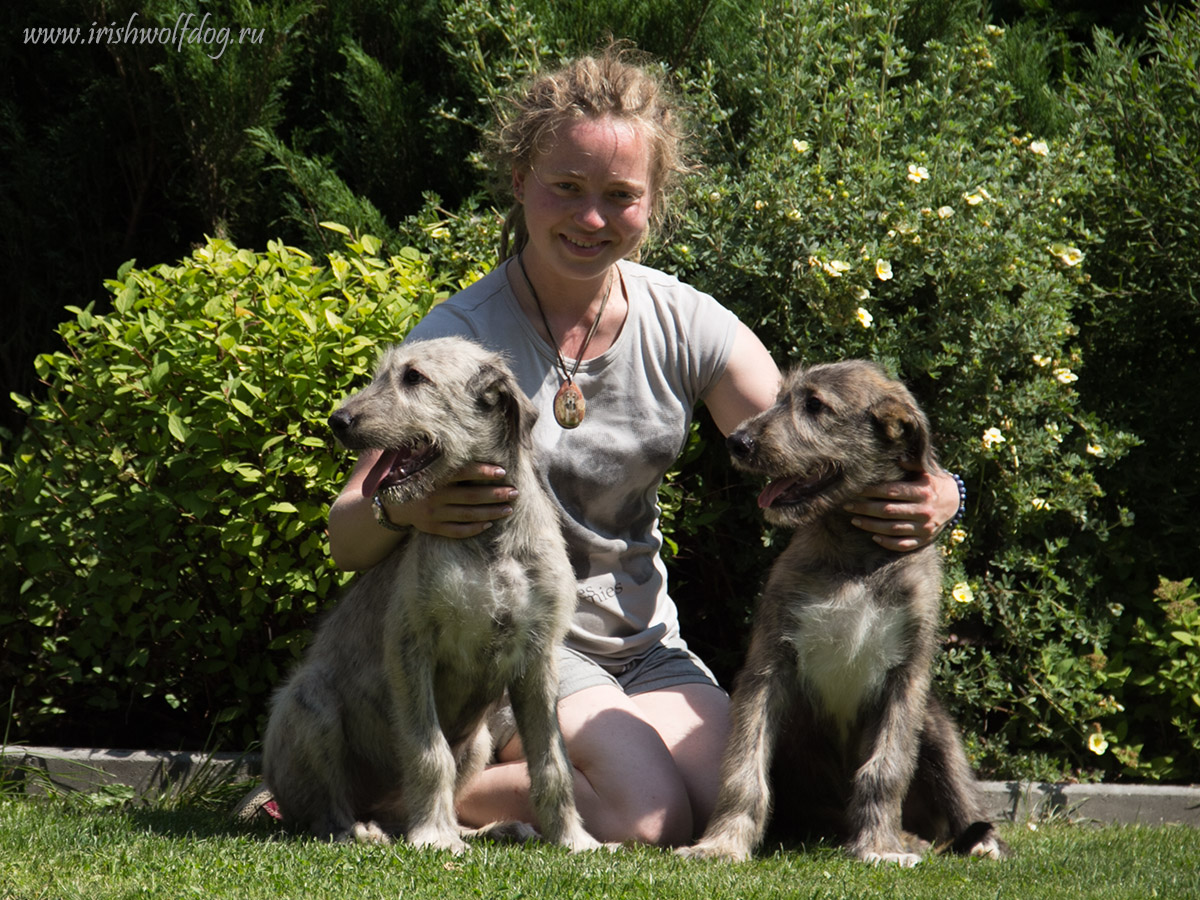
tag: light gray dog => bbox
[263,336,600,853]
[680,361,1007,866]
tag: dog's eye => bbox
[402,367,429,386]
[804,395,825,415]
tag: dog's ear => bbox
[870,394,936,470]
[469,363,537,450]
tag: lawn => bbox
[1,798,1198,900]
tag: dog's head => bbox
[727,360,936,528]
[328,336,536,505]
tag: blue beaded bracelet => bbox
[946,472,967,530]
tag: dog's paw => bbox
[856,849,923,867]
[465,820,540,844]
[850,832,927,867]
[967,832,1010,860]
[559,830,609,854]
[947,821,1011,860]
[676,841,751,862]
[407,822,469,854]
[349,821,392,845]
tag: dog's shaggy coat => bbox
[680,360,1007,866]
[262,337,599,852]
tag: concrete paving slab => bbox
[5,746,1199,827]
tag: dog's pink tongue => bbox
[758,477,798,509]
[361,450,401,498]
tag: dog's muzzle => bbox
[727,430,755,460]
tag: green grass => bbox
[1,798,1199,900]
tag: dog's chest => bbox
[405,544,544,674]
[785,580,912,725]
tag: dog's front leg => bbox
[386,631,466,853]
[679,642,796,861]
[508,653,602,852]
[846,666,931,867]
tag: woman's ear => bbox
[512,166,527,202]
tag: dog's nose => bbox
[328,408,354,437]
[727,431,754,459]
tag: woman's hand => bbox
[384,462,518,538]
[329,455,517,570]
[842,465,961,551]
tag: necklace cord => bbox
[517,253,613,386]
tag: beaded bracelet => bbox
[946,472,967,530]
[372,493,408,532]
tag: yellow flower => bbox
[986,24,1005,36]
[1086,443,1106,458]
[952,582,974,604]
[907,164,929,183]
[963,191,985,206]
[793,138,810,154]
[937,206,955,219]
[875,258,893,281]
[1032,353,1052,367]
[854,286,871,301]
[1054,367,1078,384]
[430,226,450,240]
[856,307,874,328]
[949,527,967,545]
[821,259,850,277]
[1088,725,1108,756]
[982,427,1006,450]
[1031,497,1049,510]
[1029,140,1050,156]
[754,199,766,211]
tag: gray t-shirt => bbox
[407,259,739,665]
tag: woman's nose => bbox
[573,197,607,230]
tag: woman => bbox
[327,48,961,846]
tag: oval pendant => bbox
[553,380,586,429]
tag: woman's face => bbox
[513,116,654,289]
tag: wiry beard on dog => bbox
[680,360,1008,866]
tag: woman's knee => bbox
[558,687,694,846]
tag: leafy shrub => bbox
[0,227,437,746]
[1066,5,1200,590]
[1095,578,1200,779]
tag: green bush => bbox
[1067,5,1200,589]
[1,227,437,745]
[1097,578,1200,780]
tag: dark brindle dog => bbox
[680,360,1007,865]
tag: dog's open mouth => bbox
[757,465,842,509]
[360,437,441,498]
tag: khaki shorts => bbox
[487,643,724,756]
[557,643,722,699]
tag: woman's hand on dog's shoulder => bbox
[329,454,516,570]
[843,466,960,552]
